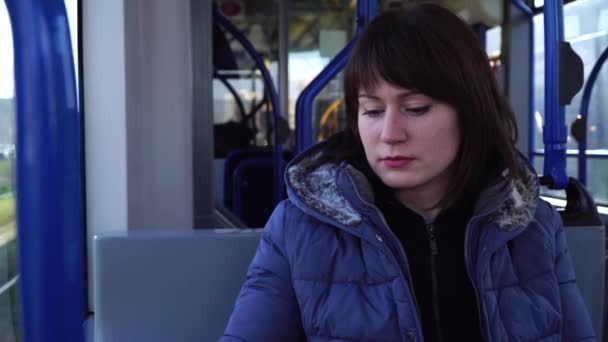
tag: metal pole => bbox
[542,0,568,189]
[5,0,86,340]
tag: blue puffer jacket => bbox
[222,140,595,341]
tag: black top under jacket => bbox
[376,191,485,342]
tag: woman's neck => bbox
[394,189,442,221]
[393,174,453,221]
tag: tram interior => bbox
[1,0,608,341]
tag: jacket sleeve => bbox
[551,207,596,341]
[221,201,305,342]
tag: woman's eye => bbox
[362,109,383,117]
[401,105,432,116]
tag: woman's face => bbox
[357,79,460,198]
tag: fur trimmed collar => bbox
[485,165,539,229]
[286,148,539,230]
[287,154,362,226]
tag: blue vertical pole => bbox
[295,42,356,153]
[5,0,86,341]
[542,0,568,189]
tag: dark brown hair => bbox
[340,3,520,208]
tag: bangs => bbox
[346,12,454,102]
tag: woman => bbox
[222,4,595,341]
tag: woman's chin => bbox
[378,176,423,191]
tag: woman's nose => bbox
[380,109,407,143]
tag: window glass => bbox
[289,2,355,140]
[588,158,608,205]
[213,1,283,153]
[599,8,608,31]
[533,0,608,202]
[212,0,356,153]
[534,0,608,151]
[0,3,19,341]
[66,0,79,98]
[486,26,501,58]
[534,156,608,206]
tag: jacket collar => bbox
[287,159,363,227]
[285,135,540,231]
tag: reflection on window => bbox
[0,2,18,341]
[533,0,608,204]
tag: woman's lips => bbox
[381,156,414,168]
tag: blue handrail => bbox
[213,10,284,205]
[542,0,568,189]
[355,0,378,35]
[5,0,86,341]
[510,0,535,162]
[295,41,356,153]
[578,45,608,185]
[295,0,377,154]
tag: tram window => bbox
[600,9,608,31]
[0,3,19,341]
[588,159,608,205]
[290,51,334,135]
[213,2,279,152]
[212,2,356,152]
[533,0,608,201]
[486,26,501,58]
[66,0,78,99]
[288,2,355,135]
[535,156,608,206]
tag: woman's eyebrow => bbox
[397,90,421,99]
[358,94,379,100]
[358,90,420,100]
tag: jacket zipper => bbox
[427,223,443,342]
[343,170,424,340]
[463,217,488,341]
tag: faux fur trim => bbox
[487,162,539,229]
[287,157,362,227]
[286,152,539,230]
